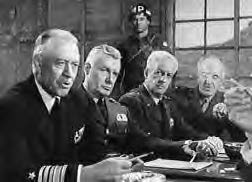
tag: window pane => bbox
[240,19,252,46]
[207,21,234,46]
[207,0,234,18]
[175,50,204,87]
[206,50,236,78]
[176,0,204,20]
[240,0,252,17]
[176,23,204,48]
[238,49,252,77]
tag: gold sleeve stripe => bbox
[60,165,68,182]
[52,165,59,182]
[57,165,63,182]
[43,165,51,182]
[38,166,46,182]
[48,166,56,182]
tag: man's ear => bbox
[84,63,91,75]
[144,69,148,79]
[147,19,150,26]
[32,54,43,74]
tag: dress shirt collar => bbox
[35,78,59,113]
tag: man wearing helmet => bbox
[112,3,168,99]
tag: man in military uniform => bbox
[119,51,218,159]
[0,29,133,182]
[112,3,168,99]
[173,55,246,142]
[68,44,141,165]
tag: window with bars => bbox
[173,0,252,87]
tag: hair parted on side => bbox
[146,50,178,74]
[32,29,78,59]
[197,54,225,78]
[85,44,121,66]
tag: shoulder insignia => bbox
[116,113,128,122]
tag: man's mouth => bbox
[156,84,165,89]
[102,86,112,91]
[203,86,211,91]
[61,81,72,89]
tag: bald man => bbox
[174,55,246,142]
[119,51,218,159]
[0,30,133,182]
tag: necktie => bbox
[51,98,60,115]
[201,98,209,113]
[50,97,62,154]
[158,99,171,137]
[97,98,108,121]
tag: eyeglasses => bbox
[198,72,221,81]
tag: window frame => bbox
[173,0,252,75]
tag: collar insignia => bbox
[74,125,85,144]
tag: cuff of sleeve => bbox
[77,165,83,182]
[183,140,193,146]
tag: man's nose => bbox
[204,76,212,84]
[63,63,74,78]
[159,75,167,82]
[105,72,113,84]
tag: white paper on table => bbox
[144,158,213,171]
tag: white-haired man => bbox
[119,51,218,160]
[0,30,133,182]
[68,44,143,167]
[174,55,246,142]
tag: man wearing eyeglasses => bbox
[119,51,219,159]
[173,55,246,142]
[0,30,134,182]
[111,3,168,99]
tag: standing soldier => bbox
[112,3,168,99]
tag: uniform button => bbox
[106,129,110,135]
[104,139,108,145]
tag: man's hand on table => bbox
[183,137,223,159]
[80,156,144,182]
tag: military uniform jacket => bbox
[173,86,246,142]
[0,75,81,182]
[119,85,197,159]
[112,33,166,99]
[67,86,136,165]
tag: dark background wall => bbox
[0,0,173,96]
[1,0,250,96]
